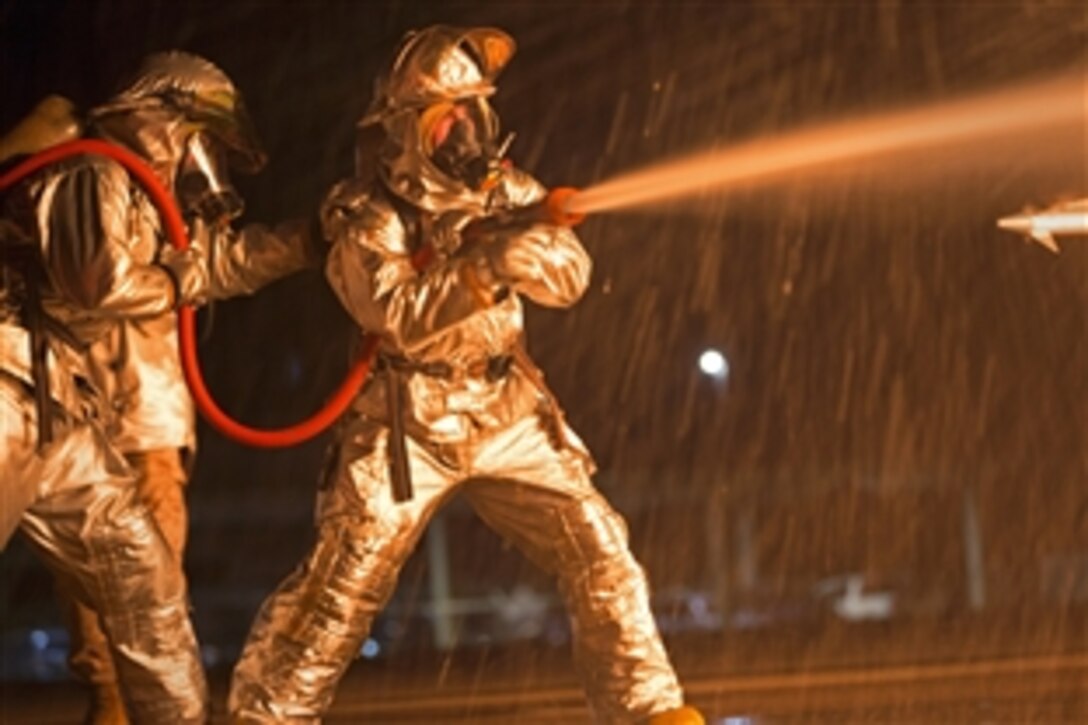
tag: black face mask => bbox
[428,103,503,191]
[176,132,244,223]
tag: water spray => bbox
[568,74,1085,215]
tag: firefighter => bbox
[1,51,316,723]
[229,27,703,724]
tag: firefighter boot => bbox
[647,705,706,725]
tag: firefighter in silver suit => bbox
[229,27,703,724]
[66,51,316,725]
[1,52,313,724]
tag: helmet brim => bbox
[189,91,267,174]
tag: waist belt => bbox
[378,353,513,382]
[4,250,87,449]
[377,351,514,504]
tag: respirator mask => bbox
[176,130,244,223]
[421,99,511,192]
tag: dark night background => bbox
[1,1,1086,721]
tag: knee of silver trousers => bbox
[82,486,208,724]
[230,514,418,722]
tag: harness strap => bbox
[1,231,89,451]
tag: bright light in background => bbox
[29,629,49,651]
[360,637,381,659]
[699,348,729,379]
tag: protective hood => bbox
[361,27,515,213]
[376,106,504,215]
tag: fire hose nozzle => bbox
[544,186,586,227]
[461,186,587,244]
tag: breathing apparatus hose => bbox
[0,138,376,447]
[0,139,584,447]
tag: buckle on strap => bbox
[377,354,454,379]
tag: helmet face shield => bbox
[420,99,505,191]
[183,87,267,174]
[176,131,244,223]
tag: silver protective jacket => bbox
[325,167,590,438]
[87,75,310,451]
[13,151,311,452]
[230,168,686,723]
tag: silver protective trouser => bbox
[58,448,190,699]
[230,411,685,724]
[1,376,208,723]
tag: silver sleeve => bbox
[36,159,177,317]
[324,192,494,353]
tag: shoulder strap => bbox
[374,182,438,271]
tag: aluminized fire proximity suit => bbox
[1,52,311,723]
[230,26,695,724]
[1,149,208,723]
[61,53,315,725]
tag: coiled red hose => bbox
[0,139,374,447]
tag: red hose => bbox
[0,139,374,447]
